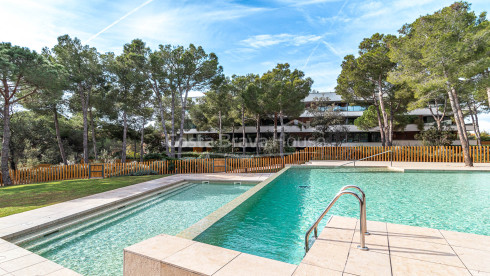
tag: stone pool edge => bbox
[177,166,291,239]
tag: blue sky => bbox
[1,0,489,130]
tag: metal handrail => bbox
[338,150,393,167]
[305,186,369,253]
[341,186,369,236]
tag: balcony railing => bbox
[319,106,366,112]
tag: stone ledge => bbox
[0,238,81,276]
[123,234,297,276]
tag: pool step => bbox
[13,183,199,247]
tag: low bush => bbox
[128,170,159,176]
[143,153,168,161]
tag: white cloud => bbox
[85,0,157,43]
[0,0,90,50]
[90,1,269,52]
[241,34,322,49]
[317,15,352,24]
[302,41,321,69]
[276,0,343,7]
[0,0,269,54]
[321,41,343,59]
[260,61,277,68]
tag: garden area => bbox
[0,175,166,217]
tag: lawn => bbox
[0,175,167,217]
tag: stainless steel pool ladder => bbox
[338,150,393,167]
[304,185,369,253]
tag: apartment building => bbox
[181,92,473,152]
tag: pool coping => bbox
[177,166,291,239]
[306,160,490,172]
[302,160,490,173]
[293,164,402,171]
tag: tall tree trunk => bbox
[140,117,145,162]
[447,87,472,166]
[389,110,394,145]
[1,101,13,186]
[170,91,176,158]
[218,110,222,142]
[373,94,386,146]
[1,101,12,186]
[53,107,68,165]
[121,111,128,163]
[377,79,390,146]
[79,84,89,164]
[452,88,469,143]
[89,108,97,161]
[428,98,446,132]
[155,89,170,156]
[242,107,246,154]
[273,112,278,141]
[487,87,490,108]
[9,146,16,171]
[469,103,481,146]
[231,123,235,153]
[81,102,89,163]
[178,89,190,158]
[256,114,260,155]
[279,110,284,157]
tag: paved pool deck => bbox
[124,215,490,276]
[0,173,272,276]
[300,216,490,276]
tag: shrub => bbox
[143,153,168,161]
[128,170,159,176]
[210,140,232,154]
[415,126,455,146]
[263,138,279,154]
[165,158,177,173]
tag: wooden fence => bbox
[1,146,489,186]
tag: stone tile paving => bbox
[299,216,489,276]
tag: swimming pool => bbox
[16,182,253,276]
[195,167,490,265]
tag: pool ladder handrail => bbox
[304,185,369,253]
[338,150,393,167]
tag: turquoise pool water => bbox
[18,183,252,276]
[195,167,490,265]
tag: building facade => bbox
[181,92,474,152]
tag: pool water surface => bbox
[18,183,253,275]
[195,167,490,264]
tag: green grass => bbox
[0,175,167,218]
